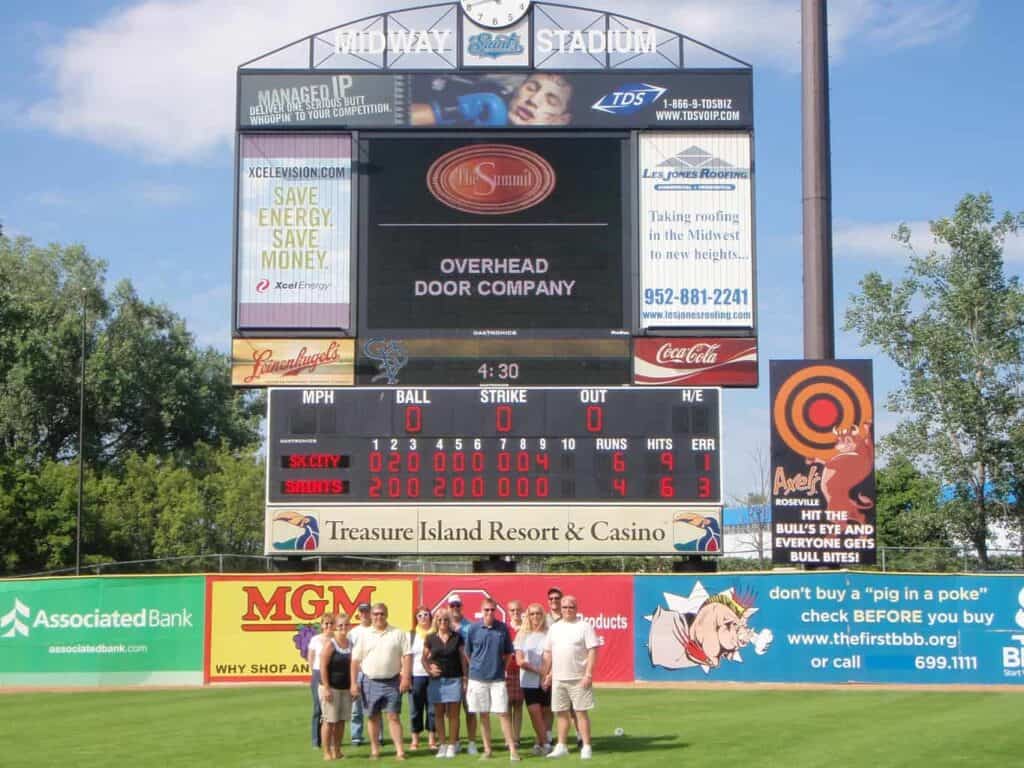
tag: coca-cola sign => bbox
[426,144,556,215]
[634,337,757,387]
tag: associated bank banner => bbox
[638,132,753,330]
[0,576,204,686]
[634,572,1024,685]
[236,134,352,331]
[205,575,415,683]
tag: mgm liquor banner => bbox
[770,360,876,566]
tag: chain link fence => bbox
[8,547,1023,578]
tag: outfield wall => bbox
[2,572,1021,687]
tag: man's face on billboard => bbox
[508,75,572,126]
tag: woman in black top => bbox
[423,609,467,759]
[319,612,353,760]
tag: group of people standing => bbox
[307,587,601,761]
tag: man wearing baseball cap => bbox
[447,595,480,756]
[545,588,563,627]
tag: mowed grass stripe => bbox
[4,687,1021,767]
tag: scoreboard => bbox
[265,387,723,555]
[268,387,720,505]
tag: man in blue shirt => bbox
[463,598,522,761]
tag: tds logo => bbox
[1002,587,1024,677]
[591,83,667,115]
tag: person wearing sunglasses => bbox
[464,598,522,761]
[515,603,553,756]
[545,588,563,627]
[542,596,599,760]
[505,601,526,749]
[424,608,467,759]
[350,603,413,760]
[409,606,437,751]
[319,612,354,760]
[308,613,335,749]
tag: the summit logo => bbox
[1,598,30,638]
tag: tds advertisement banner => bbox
[361,137,626,336]
[0,576,205,686]
[355,337,630,386]
[770,360,876,566]
[231,338,355,387]
[236,134,352,331]
[638,132,754,331]
[635,572,1024,685]
[204,574,415,683]
[633,337,757,387]
[421,574,634,682]
[239,71,753,131]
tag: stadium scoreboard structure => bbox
[233,2,755,555]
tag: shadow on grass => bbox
[596,734,690,754]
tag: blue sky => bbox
[1,0,1021,498]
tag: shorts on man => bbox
[361,676,402,716]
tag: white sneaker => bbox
[580,745,592,760]
[467,742,479,756]
[546,744,569,759]
[437,745,449,759]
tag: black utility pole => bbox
[76,289,86,576]
[802,0,835,359]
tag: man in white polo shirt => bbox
[541,595,599,760]
[350,602,412,760]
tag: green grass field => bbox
[4,687,1021,767]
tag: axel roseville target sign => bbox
[770,360,876,566]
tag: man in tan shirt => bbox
[350,602,413,759]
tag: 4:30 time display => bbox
[477,362,520,381]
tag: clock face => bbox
[461,0,530,30]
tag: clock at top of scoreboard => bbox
[266,387,721,505]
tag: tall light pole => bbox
[802,0,835,359]
[76,288,86,576]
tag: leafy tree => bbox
[0,236,261,469]
[845,194,1024,565]
[0,236,266,575]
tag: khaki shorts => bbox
[466,679,509,714]
[320,687,353,723]
[551,680,595,713]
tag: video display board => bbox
[236,134,353,331]
[239,71,753,131]
[361,137,627,336]
[770,360,876,566]
[638,132,754,330]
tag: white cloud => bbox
[835,220,1024,263]
[139,183,193,206]
[26,0,976,162]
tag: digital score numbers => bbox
[267,387,721,505]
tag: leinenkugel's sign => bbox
[235,2,755,555]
